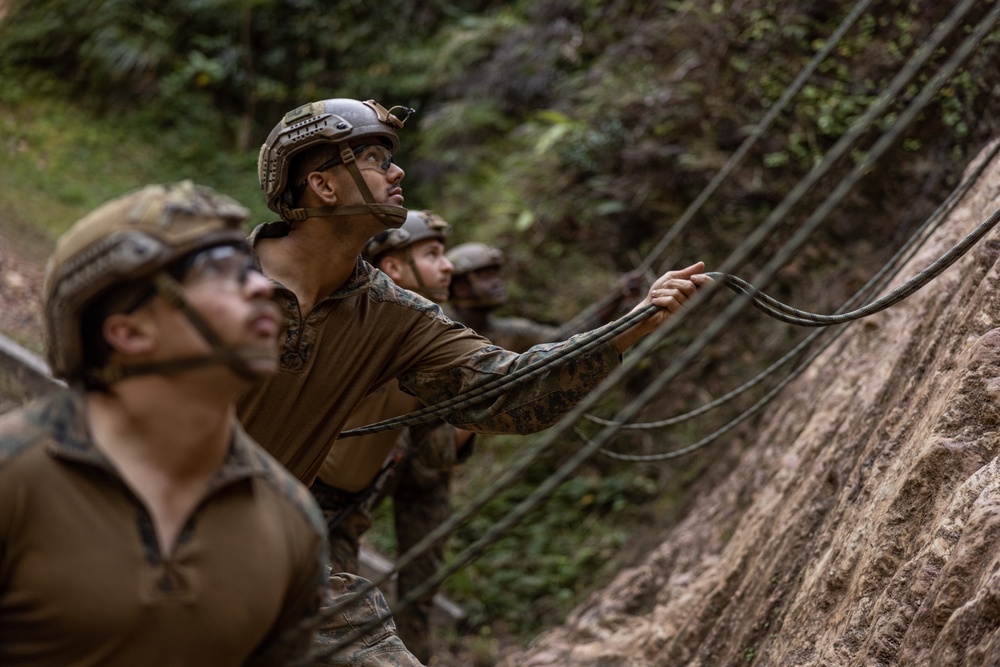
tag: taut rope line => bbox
[341,0,982,441]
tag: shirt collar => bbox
[45,390,269,486]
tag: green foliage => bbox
[366,432,660,636]
[445,453,658,634]
[0,87,266,239]
[0,0,496,144]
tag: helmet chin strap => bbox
[85,272,271,387]
[282,144,407,228]
[402,247,436,300]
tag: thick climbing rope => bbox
[297,3,999,660]
[380,1,1000,620]
[401,1,1000,608]
[337,300,661,439]
[707,192,1000,327]
[338,0,881,442]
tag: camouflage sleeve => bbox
[395,321,621,436]
[373,280,621,438]
[487,316,564,353]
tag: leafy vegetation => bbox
[4,0,1000,661]
[0,88,265,238]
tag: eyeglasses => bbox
[121,244,258,313]
[355,144,394,172]
[171,244,257,288]
[312,142,394,175]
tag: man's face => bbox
[156,245,282,378]
[382,239,453,302]
[467,265,507,304]
[328,143,406,210]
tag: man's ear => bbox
[305,170,338,204]
[102,312,158,359]
[378,254,407,283]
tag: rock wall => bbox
[505,140,1000,666]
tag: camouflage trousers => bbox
[310,463,453,664]
[383,455,454,664]
[310,479,375,574]
[313,572,424,666]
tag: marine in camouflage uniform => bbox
[376,242,644,659]
[243,98,709,664]
[0,182,328,666]
[357,210,474,662]
[382,423,464,662]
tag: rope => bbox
[589,136,1000,436]
[340,0,978,441]
[337,301,659,438]
[317,0,986,621]
[373,0,998,628]
[706,194,1000,326]
[339,0,883,442]
[558,0,875,335]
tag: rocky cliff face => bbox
[505,142,1000,666]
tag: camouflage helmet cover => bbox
[363,209,451,264]
[44,180,250,382]
[445,242,505,277]
[258,98,410,217]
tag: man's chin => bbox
[235,348,280,379]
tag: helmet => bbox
[258,98,414,227]
[364,210,452,303]
[446,242,504,277]
[44,181,252,385]
[363,209,451,264]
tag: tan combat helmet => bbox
[446,242,504,277]
[363,209,451,263]
[446,242,507,308]
[258,98,414,228]
[44,181,266,387]
[363,209,451,301]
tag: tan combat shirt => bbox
[317,381,411,493]
[0,391,328,667]
[317,381,461,493]
[239,221,621,485]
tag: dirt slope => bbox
[503,141,1000,667]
